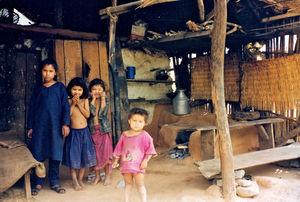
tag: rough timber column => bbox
[108,0,123,140]
[210,0,236,201]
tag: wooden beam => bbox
[99,1,142,16]
[0,23,100,40]
[211,0,236,200]
[99,0,179,19]
[262,12,300,23]
[137,0,179,9]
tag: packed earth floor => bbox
[1,146,300,202]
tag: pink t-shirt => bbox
[113,130,157,174]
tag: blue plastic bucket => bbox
[126,66,136,79]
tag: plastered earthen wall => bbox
[121,48,172,123]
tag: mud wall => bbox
[121,48,172,123]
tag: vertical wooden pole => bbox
[24,170,31,200]
[197,0,205,21]
[280,36,285,57]
[288,34,294,54]
[211,0,236,201]
[108,0,123,140]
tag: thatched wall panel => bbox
[241,54,300,119]
[191,54,240,102]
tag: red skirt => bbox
[91,125,113,173]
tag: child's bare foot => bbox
[103,177,111,186]
[93,176,101,185]
[72,182,82,191]
[78,180,86,190]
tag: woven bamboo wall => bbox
[241,54,300,120]
[191,54,240,102]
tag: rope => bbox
[106,7,118,22]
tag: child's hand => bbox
[101,91,106,98]
[27,129,33,138]
[72,96,78,105]
[140,159,148,170]
[112,158,119,168]
[62,125,70,137]
[90,92,96,101]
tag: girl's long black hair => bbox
[67,77,89,99]
[88,78,106,92]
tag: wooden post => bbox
[108,0,123,141]
[210,0,236,201]
[197,0,205,22]
[24,170,31,200]
[280,36,285,56]
[288,34,294,54]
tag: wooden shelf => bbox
[129,98,171,104]
[126,79,174,85]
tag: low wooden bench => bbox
[195,142,300,179]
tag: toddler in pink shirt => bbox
[112,108,157,202]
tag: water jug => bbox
[173,89,190,115]
[126,66,136,79]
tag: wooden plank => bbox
[64,40,83,84]
[99,41,110,91]
[24,170,31,200]
[98,41,112,130]
[54,40,66,84]
[195,143,300,179]
[169,118,284,131]
[82,41,100,82]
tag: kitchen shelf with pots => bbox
[126,79,175,85]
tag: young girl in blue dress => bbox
[63,77,97,191]
[27,59,70,195]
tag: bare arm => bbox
[100,91,107,110]
[69,98,76,116]
[76,98,90,118]
[140,155,153,170]
[112,158,120,168]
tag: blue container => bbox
[126,66,136,79]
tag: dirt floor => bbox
[1,147,300,202]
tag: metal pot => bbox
[173,89,190,115]
[155,69,169,80]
